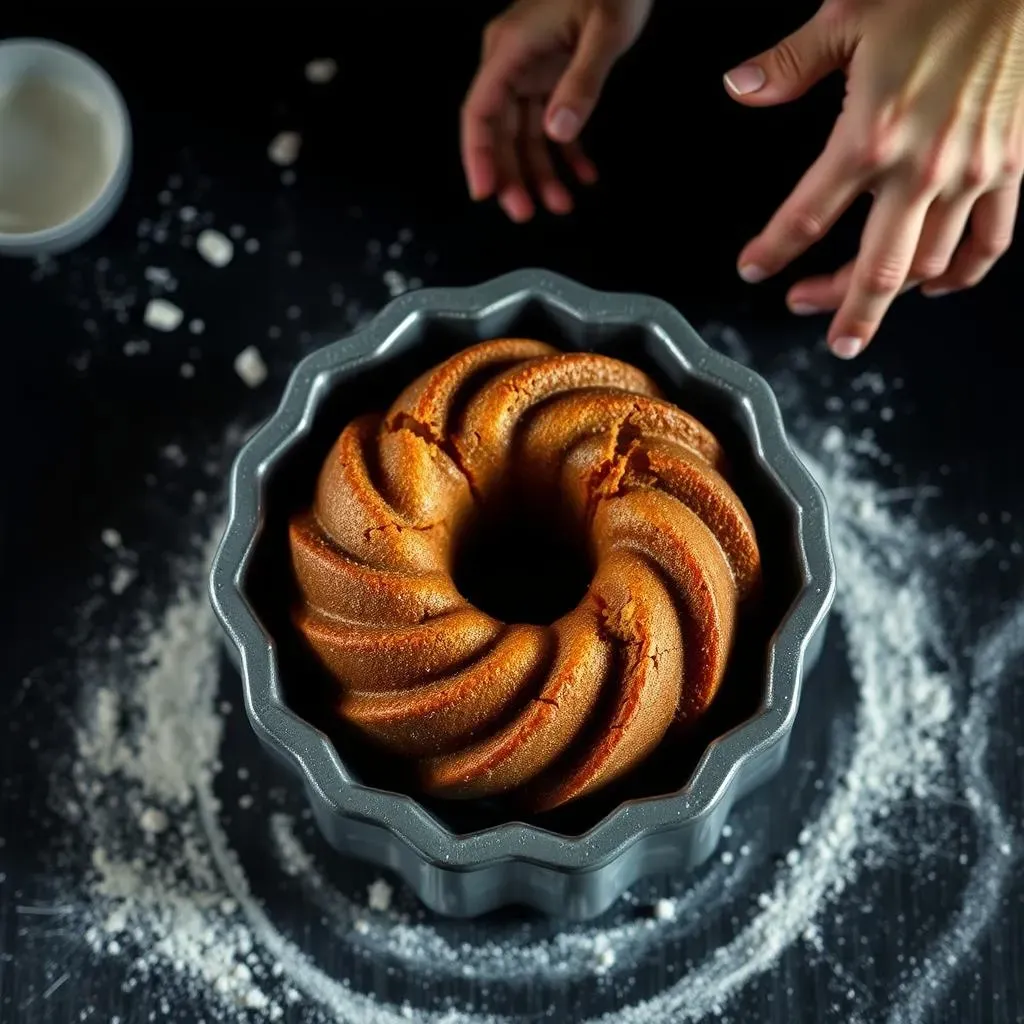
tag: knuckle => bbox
[1000,152,1024,180]
[852,120,902,176]
[852,139,889,177]
[975,231,1013,260]
[909,149,948,195]
[910,255,950,280]
[955,269,985,289]
[858,257,907,296]
[823,0,858,21]
[770,37,806,82]
[962,154,993,192]
[784,207,828,244]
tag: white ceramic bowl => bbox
[0,38,131,257]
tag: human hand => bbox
[461,0,653,221]
[725,0,1024,358]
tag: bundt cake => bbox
[288,339,762,811]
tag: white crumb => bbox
[366,879,393,913]
[100,529,122,550]
[268,132,301,167]
[144,299,184,333]
[653,899,676,922]
[196,229,234,268]
[233,346,268,388]
[138,807,169,835]
[109,566,136,595]
[305,59,338,84]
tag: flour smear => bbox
[44,333,1023,1024]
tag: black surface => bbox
[1,4,1022,1023]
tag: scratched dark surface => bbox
[1,4,1023,1023]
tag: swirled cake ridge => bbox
[289,339,761,811]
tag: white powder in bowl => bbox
[0,77,113,234]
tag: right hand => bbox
[461,0,653,221]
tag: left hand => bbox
[725,0,1024,359]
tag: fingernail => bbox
[922,287,950,298]
[547,107,580,143]
[789,302,822,316]
[738,263,767,283]
[831,336,863,359]
[724,64,766,96]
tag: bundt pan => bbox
[209,268,835,920]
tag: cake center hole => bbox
[453,502,592,626]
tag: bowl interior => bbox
[241,296,804,837]
[0,40,128,244]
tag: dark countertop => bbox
[1,5,1022,1024]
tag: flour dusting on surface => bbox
[41,334,1018,1024]
[9,66,1020,1021]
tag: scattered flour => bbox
[23,145,1017,1024]
[57,352,1022,1024]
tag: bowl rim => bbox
[0,37,132,253]
[209,268,836,872]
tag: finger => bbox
[787,260,855,314]
[495,101,534,223]
[545,10,630,143]
[461,28,535,200]
[560,139,599,185]
[920,183,1020,296]
[738,127,864,282]
[788,193,970,313]
[828,186,931,358]
[907,194,975,284]
[522,101,574,214]
[787,259,922,314]
[724,10,845,107]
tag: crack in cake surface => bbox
[288,339,763,810]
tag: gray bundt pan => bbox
[209,268,835,920]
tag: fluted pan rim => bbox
[209,269,835,901]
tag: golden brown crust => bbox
[289,339,762,810]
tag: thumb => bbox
[545,11,631,143]
[724,10,846,106]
